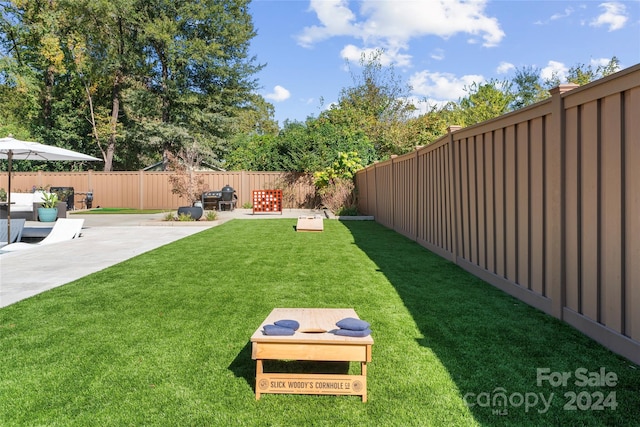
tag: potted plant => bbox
[37,192,59,222]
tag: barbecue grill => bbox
[201,191,222,210]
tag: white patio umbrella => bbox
[0,136,101,240]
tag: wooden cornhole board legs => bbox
[255,359,369,402]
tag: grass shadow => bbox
[342,220,640,426]
[228,341,255,390]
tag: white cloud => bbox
[297,0,505,67]
[590,2,628,31]
[297,0,357,48]
[541,61,569,82]
[409,70,484,101]
[430,48,445,61]
[265,85,291,102]
[497,61,515,74]
[590,57,613,68]
[551,7,575,21]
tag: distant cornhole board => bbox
[297,215,324,232]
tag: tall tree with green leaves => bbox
[333,49,417,159]
[0,0,264,171]
[445,79,514,127]
[135,0,264,164]
[510,66,549,110]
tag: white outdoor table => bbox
[250,308,373,402]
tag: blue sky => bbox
[248,0,640,125]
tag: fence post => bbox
[87,170,93,198]
[414,146,422,242]
[390,155,397,230]
[548,84,579,319]
[373,161,379,220]
[448,126,462,262]
[139,170,144,210]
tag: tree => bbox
[166,142,208,206]
[403,107,450,147]
[0,0,264,171]
[136,0,264,163]
[446,80,514,127]
[232,94,279,137]
[566,57,620,85]
[543,57,621,88]
[225,132,283,171]
[331,49,417,159]
[510,66,549,110]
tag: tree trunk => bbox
[43,67,55,129]
[161,53,170,123]
[104,70,122,172]
[85,82,107,163]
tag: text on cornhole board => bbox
[258,374,366,396]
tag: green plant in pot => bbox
[38,192,59,222]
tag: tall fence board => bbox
[355,64,640,365]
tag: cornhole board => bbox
[251,308,373,402]
[296,215,323,232]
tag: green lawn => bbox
[0,220,638,426]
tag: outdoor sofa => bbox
[0,192,66,221]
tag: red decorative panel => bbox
[252,190,282,214]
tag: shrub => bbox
[318,178,357,214]
[313,151,363,189]
[336,205,359,216]
[314,152,362,213]
[177,213,196,221]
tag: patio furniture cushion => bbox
[274,319,300,330]
[263,324,295,336]
[6,192,47,212]
[336,317,370,331]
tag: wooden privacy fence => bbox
[355,64,640,365]
[0,171,317,210]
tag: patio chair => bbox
[0,218,26,247]
[0,218,84,252]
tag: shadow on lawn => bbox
[342,220,639,425]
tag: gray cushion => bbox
[334,328,371,337]
[336,317,370,331]
[274,319,300,330]
[263,324,295,336]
